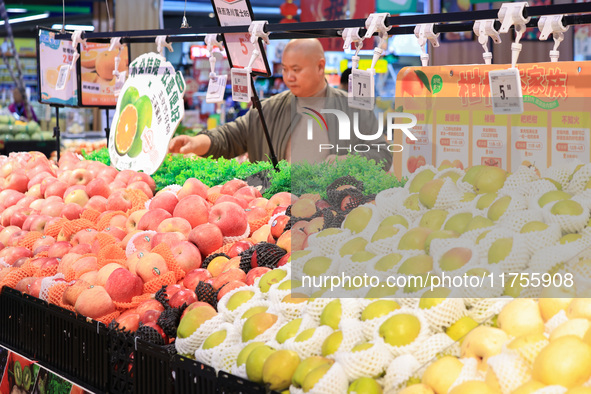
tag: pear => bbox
[538,190,571,208]
[373,253,402,271]
[511,380,546,394]
[292,356,333,388]
[303,256,333,277]
[321,331,343,356]
[520,221,549,233]
[350,251,376,263]
[361,300,400,321]
[444,212,472,234]
[419,179,445,209]
[246,345,276,383]
[371,226,400,242]
[236,341,265,366]
[487,196,511,221]
[465,216,494,232]
[421,356,463,394]
[302,363,332,393]
[319,299,342,330]
[226,290,255,311]
[533,336,591,388]
[398,254,433,275]
[262,350,301,391]
[259,269,288,293]
[560,233,582,244]
[538,284,575,321]
[419,209,449,231]
[399,384,435,394]
[488,237,513,264]
[551,200,584,216]
[476,192,498,210]
[242,313,278,342]
[275,318,302,344]
[343,206,374,234]
[409,169,436,193]
[348,377,383,394]
[418,287,451,309]
[439,170,461,183]
[461,326,508,362]
[379,314,421,347]
[202,329,227,349]
[379,215,409,228]
[462,165,485,185]
[403,194,422,211]
[424,230,458,254]
[366,283,398,298]
[398,227,433,250]
[550,318,591,341]
[439,247,472,271]
[446,316,478,343]
[474,166,507,194]
[449,381,497,394]
[498,299,544,337]
[339,237,368,257]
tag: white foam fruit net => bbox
[432,178,464,210]
[520,223,563,257]
[498,209,544,234]
[375,187,412,219]
[366,225,408,255]
[542,200,590,234]
[39,273,67,301]
[238,311,285,347]
[467,298,512,324]
[216,343,243,374]
[422,297,467,333]
[565,163,591,195]
[414,333,460,365]
[447,358,485,391]
[326,318,366,357]
[125,230,157,257]
[306,298,335,323]
[175,314,226,356]
[216,285,264,323]
[382,354,422,394]
[404,165,439,193]
[222,223,250,245]
[194,322,240,367]
[284,325,334,360]
[306,229,353,257]
[486,351,531,394]
[541,160,582,190]
[544,310,569,336]
[336,342,394,381]
[372,308,432,358]
[289,362,349,394]
[499,165,541,196]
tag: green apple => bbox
[339,237,368,257]
[242,313,278,342]
[303,257,333,276]
[439,247,472,271]
[474,166,507,194]
[465,216,494,232]
[320,299,342,329]
[419,179,445,209]
[551,200,584,216]
[348,377,383,394]
[379,314,421,347]
[259,270,288,293]
[351,251,377,263]
[419,209,449,231]
[321,331,343,356]
[424,230,458,254]
[202,329,227,349]
[343,206,374,234]
[446,316,479,343]
[398,254,433,275]
[398,227,433,250]
[559,233,582,244]
[373,253,402,271]
[362,300,401,321]
[275,318,302,344]
[418,287,451,309]
[520,221,549,233]
[476,193,498,210]
[292,356,333,388]
[379,215,409,229]
[488,238,513,264]
[371,226,400,242]
[302,364,332,393]
[538,190,571,208]
[403,194,422,211]
[236,341,265,366]
[226,290,255,311]
[409,169,436,193]
[262,349,301,391]
[241,306,269,320]
[487,196,511,221]
[444,213,473,234]
[246,345,275,383]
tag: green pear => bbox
[379,215,409,228]
[439,247,472,271]
[362,300,401,321]
[538,190,571,208]
[366,283,398,298]
[295,328,316,343]
[520,221,549,233]
[476,193,498,210]
[444,213,473,234]
[303,257,333,276]
[419,209,449,231]
[446,316,479,343]
[292,357,333,388]
[202,329,227,349]
[351,342,374,352]
[403,194,422,211]
[465,216,494,232]
[551,200,584,216]
[379,314,421,347]
[246,345,276,383]
[316,228,342,238]
[177,306,217,339]
[259,269,288,293]
[462,165,485,186]
[559,233,582,244]
[262,349,301,391]
[475,230,491,244]
[339,237,368,257]
[488,238,513,264]
[241,306,269,320]
[374,253,403,271]
[409,169,436,193]
[277,279,302,291]
[398,254,433,275]
[242,313,278,342]
[487,196,511,221]
[462,192,477,202]
[302,364,332,393]
[419,287,451,309]
[419,179,445,209]
[226,290,255,311]
[474,166,507,194]
[348,377,383,394]
[237,341,265,366]
[321,331,343,356]
[320,299,342,329]
[371,226,400,242]
[343,206,374,234]
[543,178,563,190]
[398,227,433,250]
[424,230,458,254]
[276,318,303,344]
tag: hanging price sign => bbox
[349,69,375,110]
[489,68,524,115]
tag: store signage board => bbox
[349,69,375,110]
[78,42,131,108]
[36,27,78,106]
[210,0,271,76]
[108,52,186,175]
[392,62,591,180]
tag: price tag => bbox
[206,74,228,103]
[349,69,375,110]
[55,64,71,91]
[489,68,524,115]
[231,68,251,103]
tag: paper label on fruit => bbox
[79,42,130,107]
[472,112,508,169]
[550,111,591,167]
[109,52,186,175]
[510,112,548,172]
[435,110,469,169]
[37,28,78,106]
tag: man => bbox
[169,39,392,170]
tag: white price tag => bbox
[55,64,71,91]
[231,68,251,103]
[206,74,228,103]
[489,68,524,115]
[349,69,375,110]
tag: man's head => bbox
[281,39,326,97]
[12,88,23,104]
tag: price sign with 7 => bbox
[349,69,375,111]
[489,68,524,115]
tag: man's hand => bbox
[168,134,211,155]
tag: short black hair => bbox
[340,68,352,86]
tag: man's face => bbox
[281,49,325,97]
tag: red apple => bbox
[171,241,202,273]
[106,190,133,212]
[227,240,254,258]
[149,192,178,215]
[86,195,108,212]
[270,215,290,240]
[137,208,172,232]
[86,177,111,199]
[245,267,271,285]
[215,195,248,209]
[220,179,248,196]
[208,202,248,237]
[173,195,209,228]
[183,268,212,290]
[151,232,185,249]
[142,322,169,344]
[233,186,262,203]
[177,178,208,200]
[188,223,224,257]
[168,288,198,308]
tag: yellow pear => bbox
[362,300,400,321]
[371,226,400,242]
[487,196,511,221]
[303,257,333,276]
[418,287,451,310]
[373,253,402,271]
[320,299,342,330]
[242,306,269,320]
[498,299,544,337]
[507,333,548,365]
[443,212,472,234]
[488,237,513,264]
[446,316,479,343]
[419,179,445,209]
[551,200,584,216]
[538,190,571,208]
[439,247,472,271]
[292,356,333,388]
[246,345,276,383]
[462,165,485,186]
[533,336,591,388]
[236,341,266,366]
[259,270,288,293]
[343,206,374,234]
[202,329,227,350]
[242,313,278,342]
[398,227,433,251]
[465,216,494,232]
[348,377,383,394]
[520,221,549,233]
[399,384,435,394]
[473,166,507,194]
[567,299,591,320]
[302,363,332,393]
[419,209,449,231]
[567,387,591,394]
[538,284,575,321]
[397,254,433,275]
[404,193,423,211]
[449,381,497,394]
[275,318,302,344]
[550,319,591,341]
[512,380,546,394]
[321,330,343,356]
[476,192,498,210]
[380,214,409,228]
[262,349,301,391]
[379,314,421,347]
[424,230,458,254]
[461,326,508,366]
[339,237,368,257]
[226,290,255,311]
[421,356,463,394]
[409,169,436,193]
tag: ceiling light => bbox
[0,13,50,26]
[6,8,27,13]
[52,24,95,31]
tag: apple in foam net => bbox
[137,209,172,233]
[183,268,212,290]
[105,268,144,303]
[71,228,99,246]
[171,241,202,273]
[220,179,248,196]
[70,243,92,255]
[215,195,248,209]
[169,288,198,308]
[173,195,209,228]
[32,235,56,251]
[7,230,28,247]
[86,177,111,199]
[227,240,254,258]
[150,192,178,215]
[107,214,128,230]
[48,241,72,258]
[209,202,248,238]
[136,252,169,282]
[128,181,154,199]
[177,178,208,200]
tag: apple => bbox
[245,267,271,285]
[136,252,169,282]
[44,180,68,199]
[140,310,162,325]
[142,322,169,344]
[220,179,248,196]
[249,197,269,210]
[85,177,111,198]
[171,241,202,273]
[86,195,108,212]
[234,186,262,203]
[168,289,198,308]
[137,208,172,232]
[173,195,209,228]
[126,209,147,233]
[151,232,185,249]
[215,195,249,209]
[276,253,290,267]
[106,190,133,212]
[183,268,212,290]
[114,169,136,185]
[266,192,296,211]
[227,240,254,258]
[48,241,72,258]
[5,172,29,193]
[128,181,154,199]
[61,203,83,220]
[127,172,156,192]
[9,208,31,228]
[270,215,290,240]
[177,178,208,200]
[149,192,178,215]
[0,246,32,266]
[209,202,248,237]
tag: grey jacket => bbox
[204,85,393,170]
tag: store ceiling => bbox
[1,0,293,38]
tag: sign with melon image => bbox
[109,52,186,175]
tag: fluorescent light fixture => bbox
[163,1,283,16]
[52,24,95,31]
[0,13,50,26]
[6,8,28,13]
